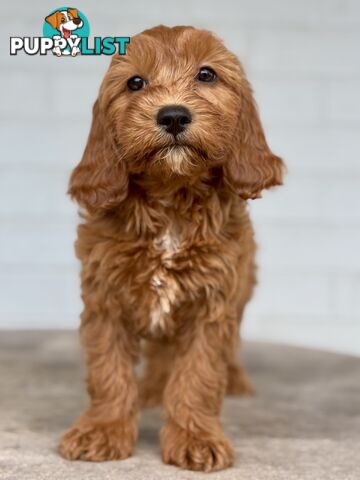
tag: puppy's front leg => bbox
[161,320,235,472]
[59,310,139,461]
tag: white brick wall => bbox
[1,0,359,355]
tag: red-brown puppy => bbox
[59,25,284,472]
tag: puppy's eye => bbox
[196,67,217,82]
[127,76,146,91]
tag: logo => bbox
[10,7,130,57]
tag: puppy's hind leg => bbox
[226,359,255,395]
[225,328,255,395]
[139,340,174,408]
[227,272,256,396]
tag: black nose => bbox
[73,17,81,25]
[157,105,192,136]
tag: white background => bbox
[1,0,359,355]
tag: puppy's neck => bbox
[129,168,222,201]
[113,168,231,237]
[88,172,239,242]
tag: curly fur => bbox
[59,25,284,472]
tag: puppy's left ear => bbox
[224,79,284,199]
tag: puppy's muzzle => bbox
[157,105,192,137]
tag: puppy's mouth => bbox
[155,144,208,163]
[158,140,207,158]
[62,27,71,38]
[123,137,212,177]
[146,142,209,177]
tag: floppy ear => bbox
[67,8,79,18]
[224,80,284,199]
[68,100,128,213]
[45,11,60,30]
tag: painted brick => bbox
[249,172,360,224]
[265,126,360,174]
[247,270,331,317]
[326,81,360,124]
[0,120,88,169]
[252,78,325,127]
[332,274,360,317]
[0,170,74,216]
[0,71,51,119]
[1,0,359,355]
[249,31,360,77]
[253,221,360,272]
[0,221,76,266]
[0,270,81,316]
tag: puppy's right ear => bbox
[68,100,128,213]
[45,11,60,30]
[224,79,284,200]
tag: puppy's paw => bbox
[52,46,62,57]
[161,420,234,472]
[71,46,80,57]
[59,417,137,461]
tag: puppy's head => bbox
[45,9,83,37]
[69,25,284,213]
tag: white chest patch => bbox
[149,230,180,333]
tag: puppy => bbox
[45,8,83,56]
[59,25,284,472]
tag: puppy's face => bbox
[102,27,241,179]
[45,9,83,38]
[69,26,284,213]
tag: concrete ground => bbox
[0,331,359,480]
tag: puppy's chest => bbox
[147,229,182,336]
[97,215,236,336]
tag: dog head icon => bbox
[45,8,83,38]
